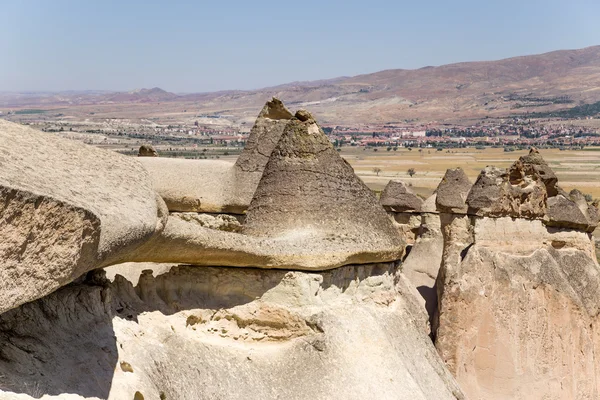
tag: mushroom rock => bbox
[400,193,444,323]
[435,149,600,399]
[138,97,293,214]
[435,168,472,214]
[380,180,423,213]
[242,110,404,267]
[0,119,166,314]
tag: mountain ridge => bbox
[2,45,600,124]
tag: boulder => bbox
[0,119,165,315]
[139,98,293,214]
[546,190,599,232]
[138,145,158,157]
[380,180,423,212]
[0,263,464,400]
[436,168,471,213]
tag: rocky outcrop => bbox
[380,180,423,213]
[137,145,158,157]
[547,189,600,232]
[380,182,443,325]
[242,110,404,266]
[435,148,600,399]
[466,163,546,218]
[139,98,293,214]
[0,119,166,315]
[0,263,464,400]
[436,168,471,214]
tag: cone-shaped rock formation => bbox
[139,97,293,213]
[243,110,404,264]
[436,168,471,213]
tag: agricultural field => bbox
[342,146,600,201]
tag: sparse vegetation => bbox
[373,167,382,176]
[407,168,416,177]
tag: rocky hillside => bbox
[2,46,600,125]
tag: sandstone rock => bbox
[519,147,560,196]
[0,263,464,400]
[380,180,423,212]
[0,119,165,315]
[401,212,444,321]
[242,110,404,266]
[137,145,158,157]
[126,112,403,270]
[546,189,600,232]
[390,212,422,245]
[140,98,292,214]
[466,162,546,218]
[421,194,438,213]
[436,168,471,213]
[435,215,600,399]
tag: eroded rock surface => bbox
[436,168,471,214]
[139,98,293,214]
[435,216,600,400]
[0,264,464,400]
[0,119,166,315]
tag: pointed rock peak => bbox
[436,167,472,213]
[258,97,294,120]
[235,98,293,174]
[242,111,403,267]
[518,147,560,196]
[380,180,423,212]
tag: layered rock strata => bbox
[0,264,464,400]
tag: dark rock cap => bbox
[546,189,599,232]
[235,97,293,173]
[466,163,547,218]
[435,168,472,213]
[138,145,158,157]
[519,147,560,197]
[380,180,423,213]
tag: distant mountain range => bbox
[2,46,600,125]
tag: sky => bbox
[1,0,599,93]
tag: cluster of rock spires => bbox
[380,149,600,399]
[1,96,600,399]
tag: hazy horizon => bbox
[2,0,599,93]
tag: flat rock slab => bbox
[0,119,162,314]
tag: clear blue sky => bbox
[1,0,598,93]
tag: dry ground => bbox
[341,147,600,200]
